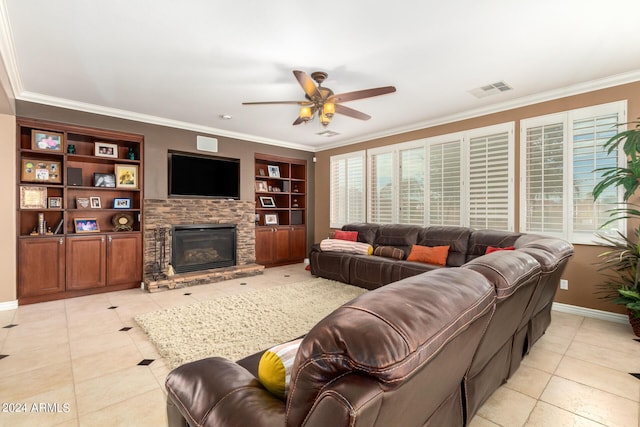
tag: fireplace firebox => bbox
[171,224,236,273]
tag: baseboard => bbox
[552,302,628,324]
[0,300,18,312]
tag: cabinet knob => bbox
[101,236,105,243]
[108,236,112,243]
[59,238,63,245]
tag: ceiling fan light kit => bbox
[243,70,396,129]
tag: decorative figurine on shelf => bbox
[293,185,299,193]
[67,144,76,154]
[127,147,136,160]
[292,199,299,208]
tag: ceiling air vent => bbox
[316,130,340,137]
[469,81,513,98]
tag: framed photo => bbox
[113,198,132,209]
[31,130,63,152]
[255,181,268,192]
[94,142,118,158]
[267,165,280,178]
[115,164,138,189]
[264,214,278,225]
[255,213,260,223]
[258,168,266,176]
[74,218,100,233]
[21,159,61,183]
[94,173,116,188]
[48,197,62,209]
[76,197,90,209]
[89,196,101,208]
[259,196,276,208]
[20,186,47,209]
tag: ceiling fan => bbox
[242,70,396,127]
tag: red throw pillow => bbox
[334,230,358,242]
[485,246,515,254]
[406,245,450,266]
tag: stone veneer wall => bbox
[143,199,256,282]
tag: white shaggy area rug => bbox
[135,278,367,368]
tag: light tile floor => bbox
[0,263,638,427]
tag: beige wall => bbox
[0,113,16,304]
[314,81,640,314]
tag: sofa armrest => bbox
[166,357,285,427]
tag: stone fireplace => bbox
[172,224,236,273]
[143,199,263,291]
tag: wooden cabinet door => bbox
[273,227,291,263]
[18,237,65,297]
[107,233,142,286]
[289,226,306,260]
[66,235,107,290]
[255,227,275,265]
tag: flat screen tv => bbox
[168,151,240,199]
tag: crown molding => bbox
[17,91,314,152]
[317,70,640,152]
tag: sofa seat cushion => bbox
[349,255,398,289]
[320,238,373,255]
[392,260,443,282]
[258,338,303,400]
[407,245,450,266]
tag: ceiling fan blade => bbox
[329,86,396,103]
[293,70,322,100]
[242,101,312,106]
[335,104,371,121]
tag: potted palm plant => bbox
[593,118,640,336]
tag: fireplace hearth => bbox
[172,224,236,273]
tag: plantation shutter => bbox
[399,146,425,225]
[329,151,365,228]
[572,113,620,235]
[523,122,565,234]
[428,140,461,225]
[468,130,511,230]
[369,151,394,224]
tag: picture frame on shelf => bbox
[48,197,62,209]
[20,186,47,209]
[264,214,278,225]
[255,213,260,224]
[21,159,61,183]
[267,165,280,177]
[89,196,101,208]
[93,173,116,188]
[258,168,266,176]
[259,196,276,208]
[255,181,268,192]
[94,142,118,158]
[76,197,90,209]
[115,164,138,189]
[31,130,63,152]
[74,218,100,233]
[113,198,132,209]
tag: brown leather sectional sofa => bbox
[165,224,573,426]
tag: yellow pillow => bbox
[406,245,450,266]
[258,338,303,400]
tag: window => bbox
[329,151,366,228]
[427,136,462,226]
[467,126,513,230]
[520,101,626,243]
[368,141,426,224]
[365,123,514,229]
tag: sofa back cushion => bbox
[286,268,495,426]
[373,224,422,257]
[416,226,471,267]
[466,229,522,262]
[342,223,379,245]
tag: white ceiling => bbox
[2,1,640,152]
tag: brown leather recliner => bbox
[165,268,496,427]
